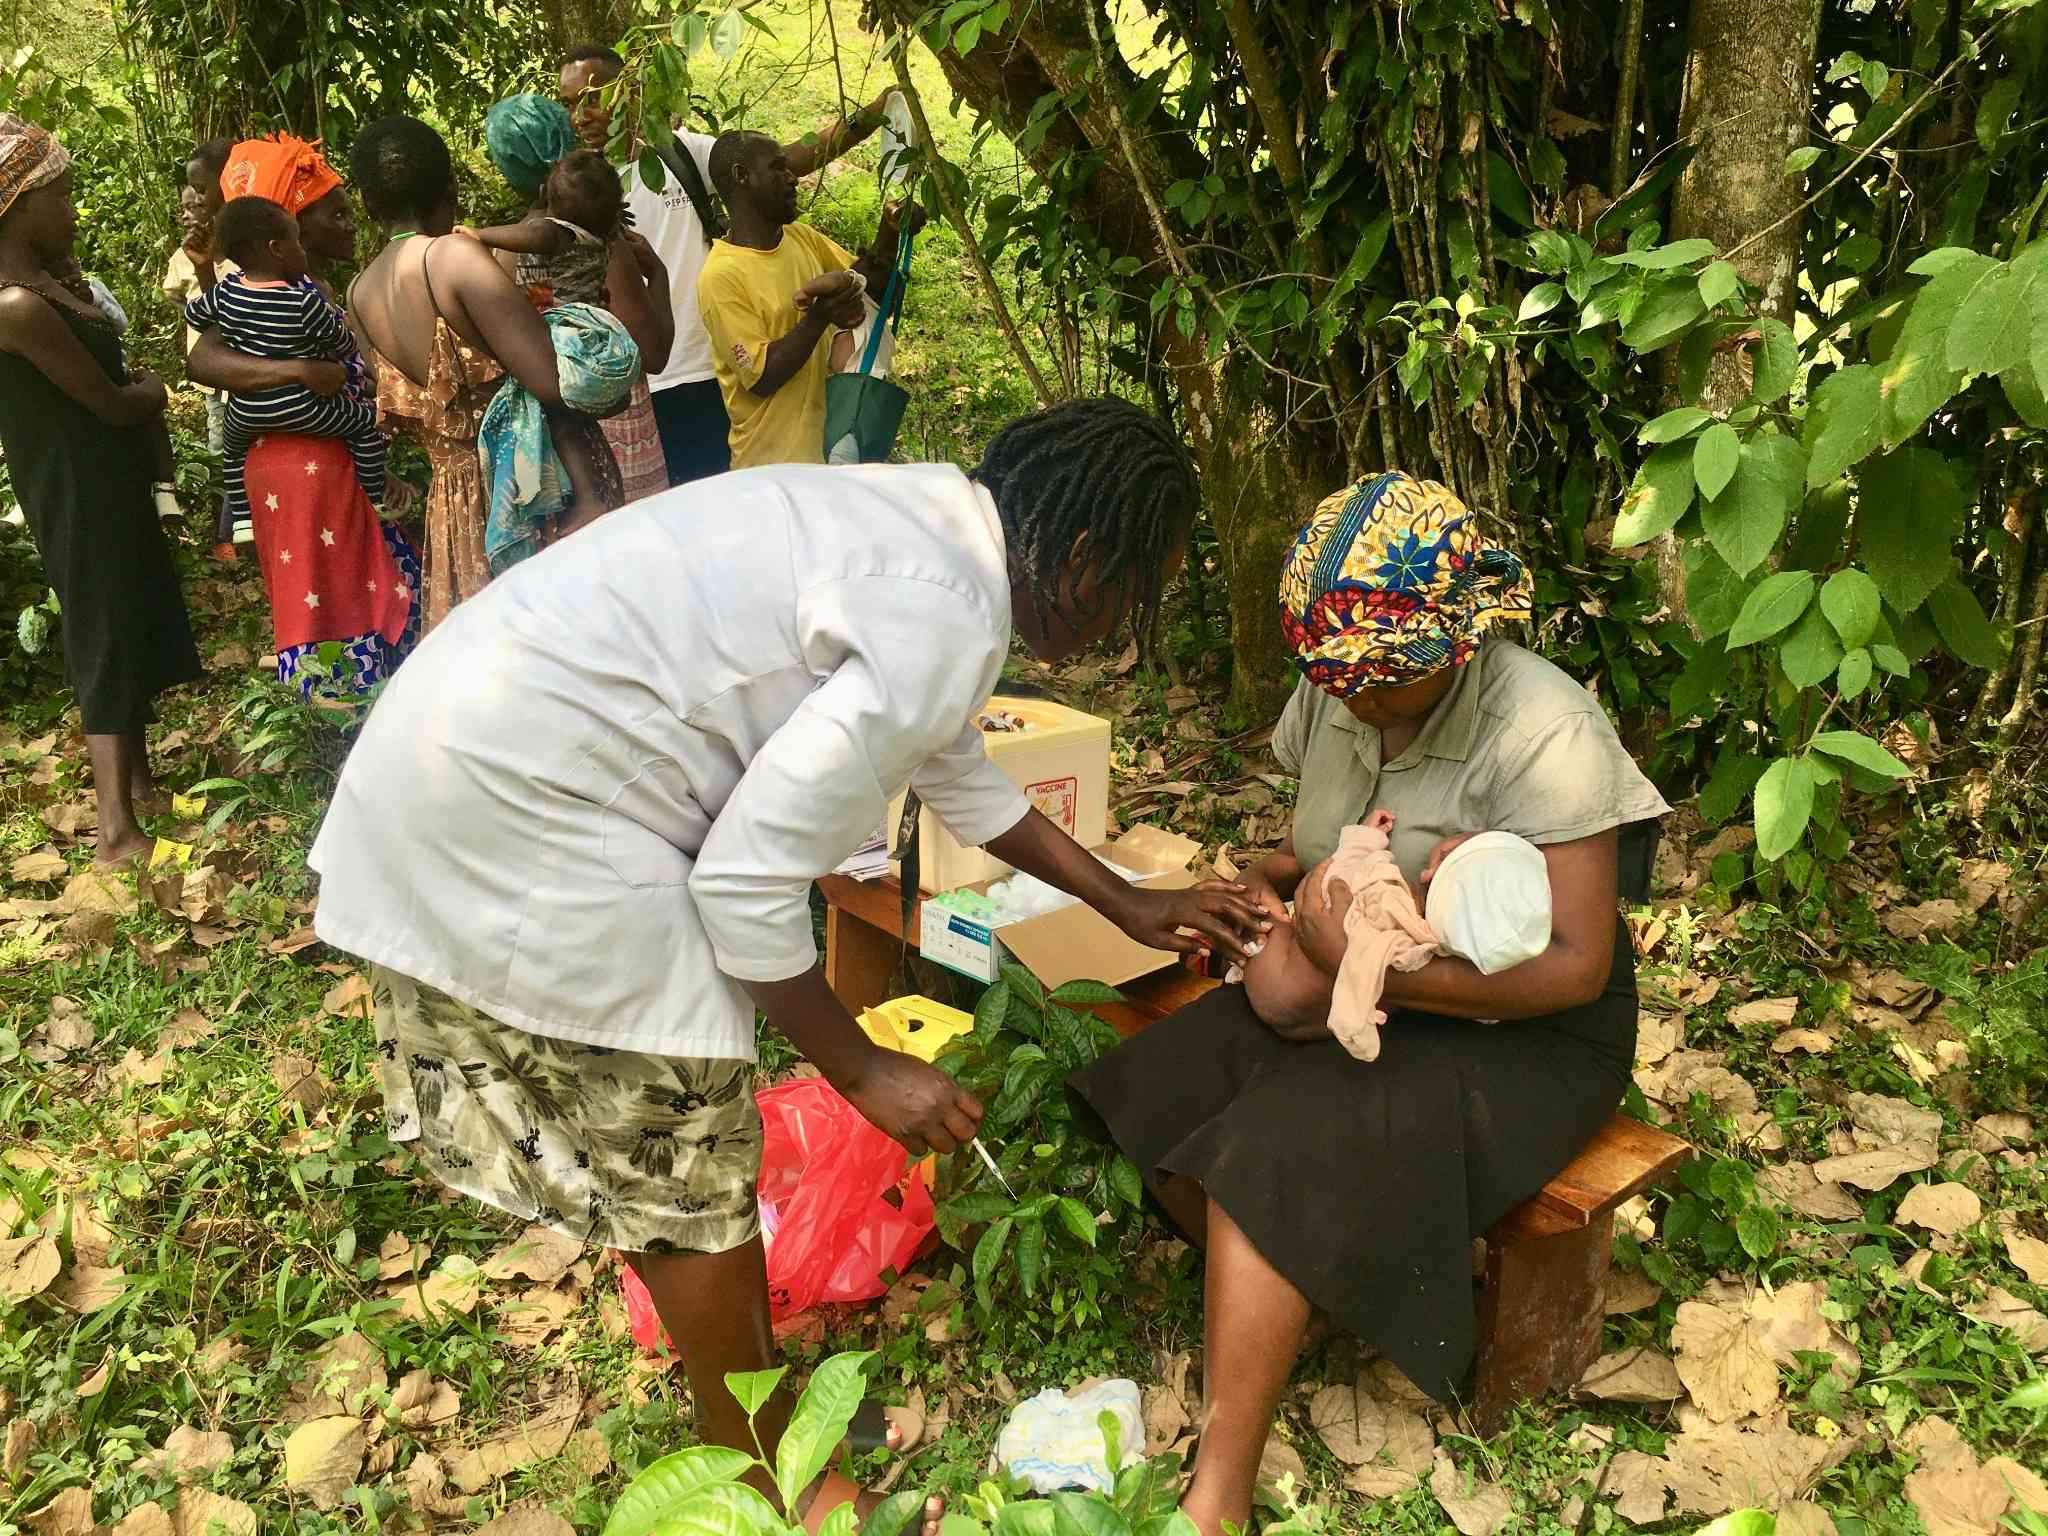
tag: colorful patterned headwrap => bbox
[0,115,72,223]
[485,95,576,198]
[1278,471,1533,696]
[220,135,344,217]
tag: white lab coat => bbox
[309,462,1030,1059]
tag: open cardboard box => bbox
[917,824,1202,989]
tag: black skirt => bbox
[1070,921,1636,1402]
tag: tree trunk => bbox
[1652,0,1824,614]
[540,0,631,54]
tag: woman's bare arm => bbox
[0,289,164,426]
[1297,830,1619,1021]
[186,328,345,396]
[431,237,571,410]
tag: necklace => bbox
[388,230,424,242]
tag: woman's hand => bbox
[382,478,419,518]
[837,1046,984,1157]
[1237,859,1291,922]
[124,367,169,419]
[297,359,348,397]
[1294,875,1351,974]
[1107,880,1271,966]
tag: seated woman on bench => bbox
[1072,471,1669,1536]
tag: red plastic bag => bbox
[618,1077,935,1348]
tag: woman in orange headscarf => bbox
[186,136,423,701]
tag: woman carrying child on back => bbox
[185,195,387,534]
[467,94,672,508]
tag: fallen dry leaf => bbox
[288,1332,387,1421]
[389,1369,461,1430]
[1308,1379,1386,1467]
[1607,1449,1672,1524]
[1671,1297,1782,1422]
[110,1502,173,1536]
[193,1335,246,1377]
[160,1010,216,1050]
[1730,997,1799,1028]
[494,1285,580,1348]
[1905,1415,2014,1536]
[1255,1434,1308,1501]
[481,1225,582,1285]
[137,1427,233,1484]
[171,1488,256,1536]
[48,1263,125,1313]
[40,996,93,1053]
[282,1415,365,1510]
[1987,1456,2048,1518]
[392,1256,484,1322]
[10,848,67,883]
[1577,1346,1683,1403]
[403,1452,471,1518]
[0,1234,60,1302]
[24,1486,94,1536]
[56,869,136,918]
[1606,1267,1663,1315]
[473,1501,577,1536]
[1345,1402,1435,1498]
[77,1357,112,1397]
[1429,1449,1513,1536]
[1998,1220,2048,1285]
[1967,1286,2048,1354]
[1884,899,1964,940]
[1896,1182,1982,1237]
[5,1417,36,1479]
[1974,1113,2034,1154]
[1635,1011,1682,1067]
[1772,1026,1838,1055]
[1661,1409,1836,1516]
[269,1052,330,1114]
[448,1394,579,1493]
[1955,858,2009,914]
[376,1230,427,1280]
[1760,1162,1863,1222]
[321,973,373,1019]
[1635,1049,1759,1117]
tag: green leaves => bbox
[1926,577,2006,669]
[1014,1215,1047,1296]
[1698,261,1741,310]
[1702,434,1806,575]
[1856,446,1963,614]
[1518,282,1563,321]
[1640,407,1711,444]
[1810,732,1913,780]
[1047,980,1124,1005]
[1802,365,1884,487]
[725,1368,787,1417]
[1945,246,2046,378]
[1836,647,1873,699]
[1726,571,1816,648]
[1622,276,1708,352]
[602,1446,757,1536]
[1754,756,1817,860]
[1612,442,1696,546]
[1693,422,1740,500]
[973,1217,1013,1312]
[1749,318,1799,405]
[1685,546,1752,639]
[1609,238,1718,269]
[1778,605,1843,688]
[1819,569,1881,649]
[776,1352,875,1516]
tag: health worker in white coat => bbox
[309,396,1268,1534]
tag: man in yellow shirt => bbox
[697,131,915,469]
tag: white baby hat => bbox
[1424,831,1552,975]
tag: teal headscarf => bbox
[478,303,641,574]
[485,94,575,197]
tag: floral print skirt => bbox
[369,966,762,1255]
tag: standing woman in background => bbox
[0,116,201,863]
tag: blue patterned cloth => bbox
[275,523,422,702]
[477,303,639,576]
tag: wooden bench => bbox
[818,875,1690,1434]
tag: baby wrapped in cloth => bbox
[1238,811,1553,1059]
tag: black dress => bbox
[0,283,200,733]
[1070,923,1636,1403]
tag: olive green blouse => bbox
[1272,640,1671,886]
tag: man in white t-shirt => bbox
[558,45,898,485]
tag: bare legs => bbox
[87,729,153,866]
[625,1238,941,1536]
[1147,1177,1314,1536]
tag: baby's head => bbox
[216,196,306,279]
[1423,831,1551,976]
[543,149,623,238]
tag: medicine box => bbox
[888,694,1111,894]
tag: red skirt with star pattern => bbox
[247,434,413,654]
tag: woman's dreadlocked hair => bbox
[972,397,1199,635]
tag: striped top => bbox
[185,273,366,403]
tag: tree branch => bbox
[1609,0,1645,197]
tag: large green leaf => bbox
[639,1481,785,1536]
[1819,569,1881,649]
[1622,277,1708,351]
[1754,757,1816,861]
[1698,260,1740,309]
[1726,570,1816,648]
[725,1368,788,1418]
[1693,422,1740,501]
[1685,545,1752,639]
[1700,749,1767,825]
[1050,1493,1135,1536]
[1047,979,1124,1005]
[1697,1510,1778,1536]
[868,1493,939,1536]
[775,1352,876,1517]
[817,1505,860,1536]
[1837,647,1874,700]
[1640,406,1711,444]
[1749,317,1799,405]
[1946,247,2047,377]
[1778,604,1844,688]
[2005,357,2048,428]
[1013,1215,1046,1296]
[973,980,1012,1042]
[1810,731,1913,780]
[1784,481,1853,573]
[1803,365,1885,487]
[1613,442,1696,546]
[1856,447,1963,613]
[1668,641,1733,723]
[1056,1196,1100,1246]
[1880,251,1997,445]
[1609,238,1718,269]
[993,1503,1059,1536]
[1702,434,1805,576]
[972,1218,1013,1311]
[1926,577,2007,669]
[603,1447,758,1536]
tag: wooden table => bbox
[817,872,1216,1035]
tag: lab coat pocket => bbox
[600,760,695,889]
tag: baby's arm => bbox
[1240,918,1338,1038]
[458,219,575,258]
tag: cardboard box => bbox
[889,695,1111,893]
[917,825,1202,989]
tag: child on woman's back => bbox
[184,196,386,537]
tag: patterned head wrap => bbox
[220,135,344,217]
[485,95,576,198]
[0,115,72,223]
[1278,471,1532,696]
